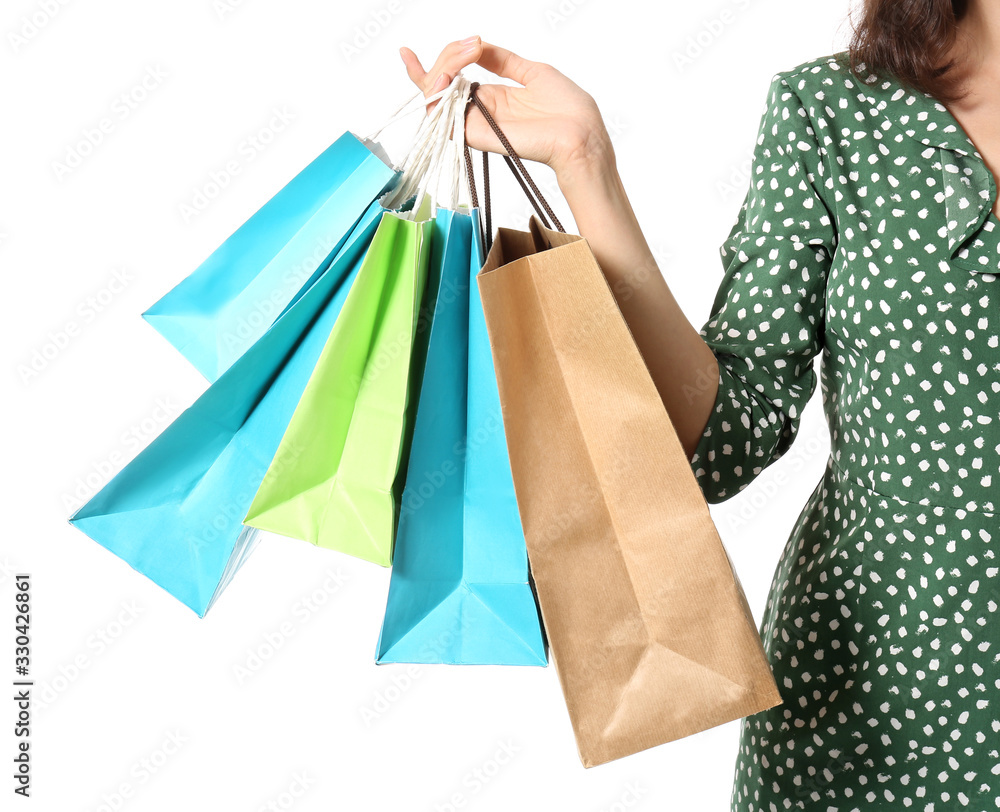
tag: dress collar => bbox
[849,58,1000,275]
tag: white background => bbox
[4,1,851,809]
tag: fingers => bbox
[400,38,544,96]
[400,37,484,113]
[400,37,484,94]
[426,36,484,94]
[399,46,427,87]
[399,45,450,112]
[475,42,542,85]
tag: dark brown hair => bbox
[844,0,973,104]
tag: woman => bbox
[401,1,999,809]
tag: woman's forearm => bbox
[554,140,720,461]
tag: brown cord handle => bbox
[462,81,565,253]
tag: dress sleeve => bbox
[689,71,837,504]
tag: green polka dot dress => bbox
[688,50,1000,811]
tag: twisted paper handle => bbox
[462,81,565,252]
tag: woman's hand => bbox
[403,37,722,460]
[399,36,612,177]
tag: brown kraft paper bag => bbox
[476,214,783,768]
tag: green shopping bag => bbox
[243,199,434,565]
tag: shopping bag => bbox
[243,75,481,567]
[477,214,782,766]
[374,206,547,665]
[242,202,434,566]
[68,200,385,616]
[142,132,398,381]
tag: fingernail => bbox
[460,35,479,44]
[431,74,448,92]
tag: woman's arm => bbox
[555,142,720,461]
[400,38,719,459]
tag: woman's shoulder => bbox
[761,49,900,125]
[767,49,858,97]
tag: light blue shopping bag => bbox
[375,207,547,665]
[69,200,385,617]
[143,133,398,381]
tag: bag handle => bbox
[463,81,565,252]
[381,74,473,214]
[363,82,462,145]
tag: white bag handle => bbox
[450,77,472,210]
[362,82,459,145]
[414,75,472,214]
[380,81,457,209]
[382,74,472,215]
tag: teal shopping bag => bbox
[143,133,397,381]
[375,207,547,665]
[69,201,384,617]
